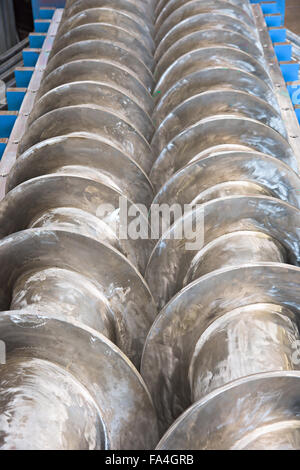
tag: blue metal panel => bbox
[261,3,279,14]
[29,33,46,48]
[265,15,282,27]
[0,141,7,160]
[23,50,40,67]
[34,20,51,32]
[269,28,286,43]
[274,43,292,61]
[39,8,55,19]
[276,0,285,25]
[250,0,285,24]
[31,0,65,19]
[0,114,18,138]
[14,69,34,88]
[280,63,300,82]
[6,90,27,111]
[31,0,40,18]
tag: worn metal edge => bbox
[252,4,300,172]
[0,8,63,200]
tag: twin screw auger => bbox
[0,0,300,450]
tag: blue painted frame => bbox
[0,114,18,139]
[250,0,285,25]
[280,63,300,82]
[6,90,27,111]
[29,33,46,48]
[31,0,65,19]
[23,49,40,67]
[269,28,286,43]
[14,68,34,88]
[0,141,7,159]
[34,19,51,32]
[274,43,292,61]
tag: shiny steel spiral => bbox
[141,0,300,450]
[1,0,300,451]
[0,0,159,450]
